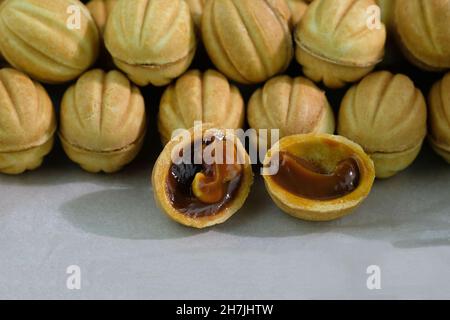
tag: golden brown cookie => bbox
[185,0,206,28]
[394,0,450,71]
[286,0,309,26]
[338,71,427,178]
[0,0,4,61]
[158,69,245,145]
[152,125,253,228]
[428,72,450,163]
[104,0,197,86]
[86,0,117,34]
[201,0,293,84]
[377,0,395,32]
[0,0,99,84]
[263,134,375,221]
[60,69,147,173]
[294,0,386,88]
[248,75,335,147]
[86,0,117,69]
[0,68,56,174]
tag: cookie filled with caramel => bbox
[152,126,253,228]
[263,134,375,221]
[272,153,360,201]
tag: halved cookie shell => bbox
[152,126,253,228]
[263,134,375,221]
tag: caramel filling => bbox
[272,152,360,200]
[167,137,243,217]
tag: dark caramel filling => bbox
[166,137,243,217]
[272,152,360,200]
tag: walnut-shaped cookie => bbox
[428,73,450,163]
[0,68,56,174]
[394,0,450,71]
[286,0,309,26]
[202,0,293,84]
[338,71,427,178]
[86,0,117,34]
[295,0,386,88]
[152,126,253,228]
[86,0,117,68]
[0,0,4,61]
[104,0,197,86]
[158,69,245,145]
[248,75,335,147]
[60,69,147,173]
[185,0,206,28]
[376,0,405,69]
[0,0,99,84]
[377,0,395,32]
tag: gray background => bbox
[0,142,449,299]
